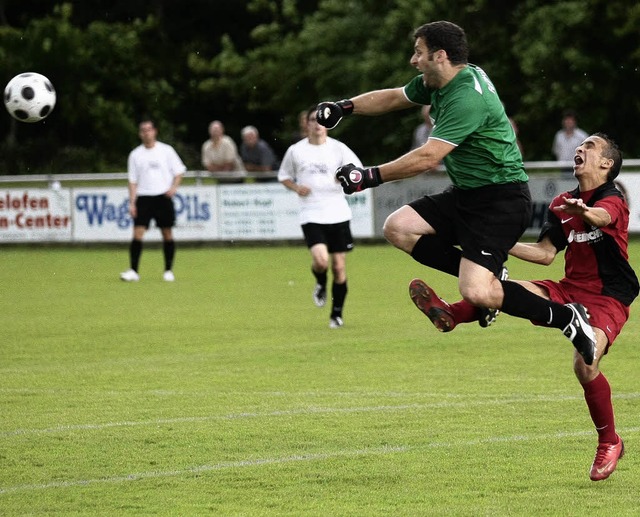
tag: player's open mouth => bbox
[574,155,584,165]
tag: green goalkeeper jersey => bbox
[404,65,527,189]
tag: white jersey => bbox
[552,128,589,162]
[278,137,362,224]
[128,141,186,196]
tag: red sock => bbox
[582,372,617,444]
[449,300,478,324]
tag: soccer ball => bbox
[4,72,56,123]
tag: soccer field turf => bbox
[1,243,639,515]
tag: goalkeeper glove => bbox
[335,164,382,194]
[316,99,354,129]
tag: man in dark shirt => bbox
[240,125,278,181]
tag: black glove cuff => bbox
[364,166,383,187]
[336,99,354,116]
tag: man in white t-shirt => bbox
[120,119,186,282]
[278,106,363,328]
[552,110,588,176]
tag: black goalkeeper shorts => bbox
[409,182,532,275]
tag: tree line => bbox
[1,0,639,174]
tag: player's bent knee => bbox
[460,285,491,307]
[574,360,599,383]
[382,218,397,243]
[383,218,410,251]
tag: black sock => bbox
[163,240,175,271]
[500,280,572,329]
[130,239,142,271]
[312,267,327,288]
[331,281,347,318]
[410,235,461,277]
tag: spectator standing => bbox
[120,119,186,282]
[411,105,433,150]
[278,106,363,329]
[201,120,245,182]
[552,110,588,175]
[240,125,278,181]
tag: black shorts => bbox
[302,221,354,253]
[134,194,176,229]
[409,183,532,276]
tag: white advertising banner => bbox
[0,175,633,243]
[615,173,640,232]
[347,189,375,237]
[72,186,218,242]
[0,189,72,242]
[218,184,300,240]
[217,184,374,240]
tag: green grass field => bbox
[2,242,640,516]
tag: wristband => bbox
[365,166,383,187]
[371,166,383,185]
[336,99,354,116]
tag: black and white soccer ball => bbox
[4,72,56,123]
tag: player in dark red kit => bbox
[411,133,638,481]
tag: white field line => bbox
[3,392,640,437]
[1,427,639,495]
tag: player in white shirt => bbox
[278,106,363,328]
[120,119,186,282]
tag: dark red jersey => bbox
[538,182,639,306]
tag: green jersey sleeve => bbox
[403,75,433,105]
